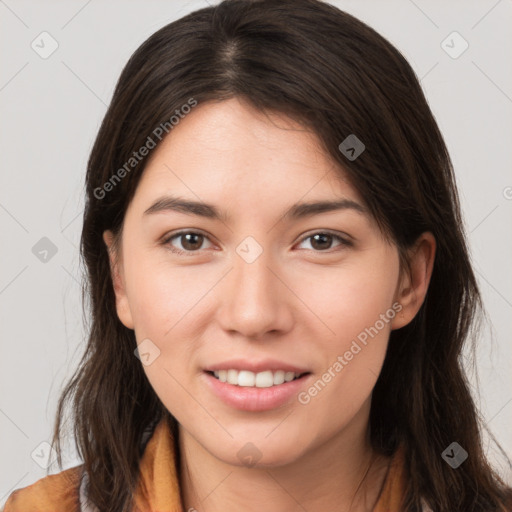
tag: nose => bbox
[216,247,294,340]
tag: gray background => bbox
[1,0,511,505]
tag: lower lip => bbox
[203,372,311,412]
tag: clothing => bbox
[3,417,412,512]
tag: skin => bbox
[104,97,435,512]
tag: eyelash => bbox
[162,230,353,256]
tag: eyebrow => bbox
[143,195,367,222]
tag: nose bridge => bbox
[217,237,292,338]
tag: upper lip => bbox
[204,359,310,374]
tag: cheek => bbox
[296,250,399,402]
[122,254,211,402]
[124,254,205,340]
[123,256,201,420]
[295,249,399,344]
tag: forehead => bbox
[132,97,364,215]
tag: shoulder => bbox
[3,464,84,512]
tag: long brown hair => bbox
[51,1,512,510]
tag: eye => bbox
[163,230,213,255]
[162,229,352,256]
[296,231,353,252]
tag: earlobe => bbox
[102,230,135,330]
[391,232,436,330]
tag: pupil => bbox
[182,233,202,250]
[311,233,331,250]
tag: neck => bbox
[177,400,390,512]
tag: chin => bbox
[208,435,309,469]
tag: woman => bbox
[4,0,511,511]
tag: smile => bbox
[203,370,311,412]
[209,369,307,388]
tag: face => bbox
[104,97,430,467]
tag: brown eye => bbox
[297,231,352,252]
[164,231,212,255]
[310,233,334,251]
[180,233,204,251]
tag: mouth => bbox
[205,369,310,388]
[203,369,312,412]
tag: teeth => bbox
[255,371,274,387]
[227,369,238,385]
[273,370,285,385]
[238,370,255,387]
[211,369,303,387]
[284,371,295,382]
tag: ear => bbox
[103,230,134,330]
[391,232,436,330]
